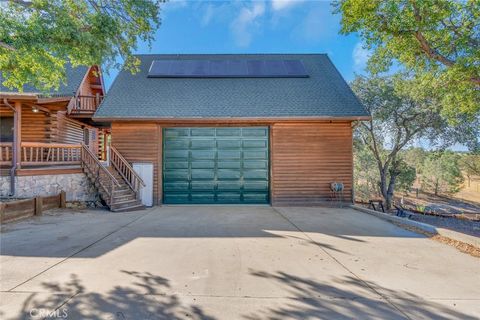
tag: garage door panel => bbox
[244,181,269,191]
[191,160,215,169]
[217,181,242,190]
[217,161,241,169]
[218,150,241,160]
[243,193,269,203]
[163,127,269,204]
[191,193,215,203]
[217,192,241,203]
[164,170,189,181]
[164,139,189,149]
[217,169,241,180]
[243,160,267,169]
[164,194,189,203]
[191,169,215,179]
[165,150,189,159]
[216,128,241,136]
[163,182,189,191]
[244,169,268,179]
[217,140,241,149]
[191,181,215,190]
[244,151,268,159]
[164,161,189,169]
[191,150,215,160]
[191,128,215,136]
[243,128,268,136]
[191,139,215,149]
[165,128,189,137]
[243,140,267,148]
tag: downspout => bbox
[3,98,16,196]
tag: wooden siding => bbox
[271,122,353,205]
[111,122,160,205]
[21,106,50,143]
[110,121,354,206]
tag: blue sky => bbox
[103,0,369,89]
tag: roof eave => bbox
[92,115,372,122]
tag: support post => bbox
[14,101,22,169]
[35,196,43,216]
[60,191,66,208]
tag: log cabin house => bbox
[1,65,145,211]
[93,54,370,207]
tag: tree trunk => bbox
[385,174,397,210]
[379,167,389,209]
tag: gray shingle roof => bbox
[94,54,368,119]
[0,64,89,97]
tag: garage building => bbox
[94,54,369,206]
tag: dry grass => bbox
[391,221,480,258]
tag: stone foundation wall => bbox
[0,173,97,202]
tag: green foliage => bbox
[403,147,428,175]
[333,0,480,119]
[353,140,380,201]
[460,154,480,185]
[350,74,470,207]
[421,151,464,194]
[0,0,163,92]
[392,159,416,194]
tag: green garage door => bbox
[163,127,269,204]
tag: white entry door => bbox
[133,162,154,206]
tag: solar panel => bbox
[147,59,309,78]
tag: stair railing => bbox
[81,143,121,206]
[110,146,146,200]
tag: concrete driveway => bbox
[1,206,479,320]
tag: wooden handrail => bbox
[110,146,145,201]
[81,143,120,206]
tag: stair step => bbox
[111,204,146,212]
[113,194,137,202]
[111,198,142,207]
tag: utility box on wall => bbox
[133,163,154,207]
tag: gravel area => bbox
[410,213,480,238]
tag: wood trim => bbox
[15,167,82,176]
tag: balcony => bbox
[68,94,104,117]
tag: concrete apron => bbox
[1,206,479,319]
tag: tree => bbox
[460,154,480,187]
[422,151,464,195]
[333,0,480,118]
[351,74,453,209]
[0,0,163,92]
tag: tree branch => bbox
[0,42,15,51]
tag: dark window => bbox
[0,117,14,142]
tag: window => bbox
[0,117,14,142]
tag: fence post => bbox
[35,196,43,216]
[60,191,66,208]
[0,202,5,222]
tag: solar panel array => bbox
[148,59,309,78]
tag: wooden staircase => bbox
[80,144,146,212]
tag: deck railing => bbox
[0,142,81,166]
[69,95,103,114]
[21,142,81,166]
[110,146,145,200]
[81,143,120,206]
[0,143,12,166]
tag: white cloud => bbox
[271,0,304,11]
[353,42,371,73]
[230,2,266,47]
[201,4,215,26]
